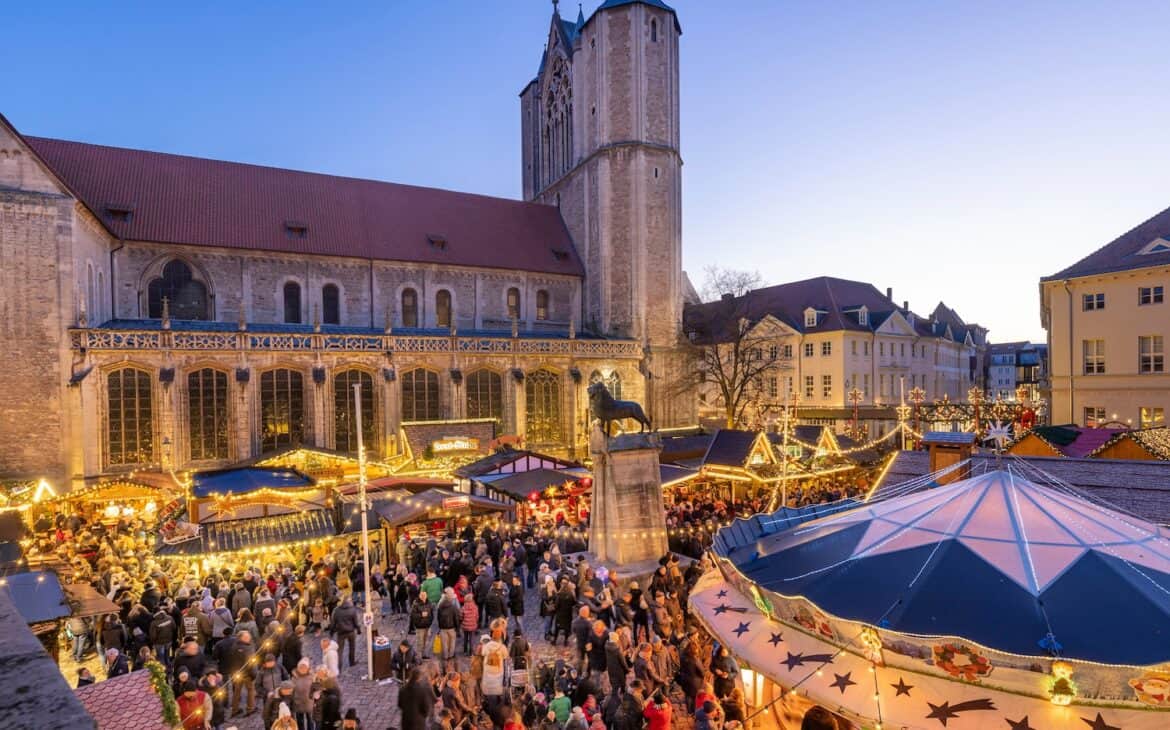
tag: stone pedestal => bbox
[588,427,668,575]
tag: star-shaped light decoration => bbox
[829,672,856,694]
[732,621,751,637]
[891,677,914,697]
[1081,713,1120,730]
[768,631,784,647]
[988,420,1013,450]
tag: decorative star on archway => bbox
[767,631,784,647]
[1006,717,1035,730]
[782,651,835,671]
[716,589,728,598]
[926,699,996,727]
[733,622,751,637]
[891,677,913,697]
[1081,713,1120,730]
[830,672,856,694]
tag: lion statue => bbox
[588,381,652,437]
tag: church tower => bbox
[520,0,692,427]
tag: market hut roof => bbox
[74,665,165,730]
[338,488,510,532]
[190,467,314,498]
[155,508,336,556]
[453,448,581,478]
[719,466,1170,664]
[702,429,776,469]
[472,468,588,501]
[62,582,120,618]
[1,571,70,623]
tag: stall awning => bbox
[190,467,315,498]
[155,508,336,555]
[336,476,451,497]
[1,571,70,623]
[62,582,119,618]
[338,488,510,533]
[475,468,588,500]
[660,464,699,488]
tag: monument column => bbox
[588,426,668,574]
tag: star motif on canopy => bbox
[713,603,731,615]
[926,699,996,727]
[782,652,835,671]
[891,677,913,697]
[716,589,728,598]
[1006,717,1035,730]
[1081,713,1120,730]
[829,672,856,694]
[732,622,751,637]
[768,632,784,647]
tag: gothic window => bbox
[260,369,305,452]
[334,369,375,455]
[435,289,452,328]
[466,369,504,424]
[283,282,302,324]
[589,369,622,400]
[536,290,550,320]
[525,368,563,443]
[322,284,340,325]
[651,19,658,42]
[402,288,418,328]
[107,367,153,466]
[187,368,229,461]
[507,287,521,320]
[148,260,209,320]
[402,368,440,421]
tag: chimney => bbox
[721,293,735,302]
[903,300,909,311]
[886,287,893,300]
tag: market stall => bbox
[338,487,510,540]
[695,466,1170,729]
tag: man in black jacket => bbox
[148,607,176,666]
[435,590,460,674]
[604,631,630,695]
[331,596,361,668]
[409,592,434,659]
[390,640,418,683]
[397,667,435,730]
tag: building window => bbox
[1139,286,1164,305]
[769,345,779,361]
[864,341,870,356]
[782,344,793,358]
[401,368,441,421]
[187,368,228,461]
[804,375,814,398]
[851,340,857,356]
[402,288,418,328]
[148,260,209,320]
[106,367,153,466]
[900,343,906,357]
[880,342,885,357]
[1140,335,1164,373]
[804,310,817,327]
[803,342,814,358]
[1083,339,1105,374]
[536,290,550,320]
[768,376,778,398]
[260,369,305,452]
[507,287,521,320]
[822,374,832,398]
[322,284,340,325]
[526,369,563,443]
[821,341,832,356]
[1084,406,1106,428]
[650,18,657,42]
[334,369,375,455]
[435,289,452,328]
[283,282,302,324]
[466,369,504,423]
[858,308,868,326]
[1141,407,1165,428]
[589,370,623,400]
[751,348,762,361]
[1082,293,1105,311]
[863,374,871,398]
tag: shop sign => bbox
[443,495,470,510]
[431,437,479,453]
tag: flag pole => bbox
[353,383,375,680]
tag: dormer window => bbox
[284,221,307,239]
[427,235,447,251]
[858,306,868,327]
[551,248,570,261]
[804,308,818,328]
[105,204,134,223]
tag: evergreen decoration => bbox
[145,658,180,728]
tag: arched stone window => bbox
[402,368,441,421]
[525,369,563,443]
[589,369,622,400]
[507,287,521,320]
[651,18,658,42]
[188,368,229,461]
[435,289,452,328]
[260,369,305,452]
[334,369,375,455]
[107,367,153,465]
[466,369,503,424]
[536,289,550,321]
[283,282,302,324]
[148,260,209,320]
[322,284,340,325]
[402,288,419,328]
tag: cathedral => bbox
[0,0,693,488]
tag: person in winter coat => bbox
[439,672,475,727]
[613,680,646,730]
[420,570,443,605]
[101,614,127,656]
[435,589,460,673]
[585,621,608,681]
[548,689,571,725]
[254,652,288,704]
[605,632,630,694]
[320,637,340,678]
[389,640,418,683]
[105,648,129,678]
[228,630,257,716]
[291,658,316,729]
[198,671,227,729]
[553,584,577,646]
[208,598,234,651]
[711,643,738,698]
[175,680,213,730]
[643,690,673,730]
[564,706,589,730]
[508,629,530,671]
[695,699,724,730]
[181,603,212,650]
[409,593,434,658]
[396,667,435,730]
[483,580,507,623]
[460,594,479,655]
[148,608,176,664]
[679,644,706,709]
[507,575,525,631]
[312,668,342,730]
[330,597,360,669]
[262,680,296,730]
[271,703,298,730]
[229,582,252,618]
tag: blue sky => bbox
[5,1,1170,341]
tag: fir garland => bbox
[145,659,180,728]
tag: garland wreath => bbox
[932,642,993,682]
[145,658,180,728]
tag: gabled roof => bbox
[22,135,585,277]
[75,670,165,730]
[1091,427,1170,460]
[702,429,774,469]
[1009,425,1126,459]
[454,448,581,478]
[1,571,70,623]
[1044,203,1170,281]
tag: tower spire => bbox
[576,3,585,26]
[552,0,559,16]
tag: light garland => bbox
[145,658,179,727]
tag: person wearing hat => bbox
[341,707,362,730]
[254,652,288,706]
[262,679,296,730]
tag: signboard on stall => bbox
[431,437,480,454]
[442,495,470,510]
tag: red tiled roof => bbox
[1044,203,1170,281]
[23,136,584,277]
[74,670,167,730]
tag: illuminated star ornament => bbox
[987,420,1013,450]
[732,621,751,637]
[768,631,784,647]
[1080,713,1121,730]
[925,699,996,727]
[829,672,856,694]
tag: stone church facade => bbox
[0,0,694,488]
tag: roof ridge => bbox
[1043,202,1170,281]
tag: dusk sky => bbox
[5,1,1170,342]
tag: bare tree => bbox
[700,265,764,302]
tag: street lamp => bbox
[353,383,375,680]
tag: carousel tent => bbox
[190,467,314,498]
[720,467,1170,665]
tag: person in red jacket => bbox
[642,690,672,730]
[176,680,212,730]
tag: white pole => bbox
[354,383,375,680]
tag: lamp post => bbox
[353,383,375,680]
[846,386,864,441]
[908,387,926,448]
